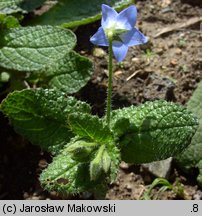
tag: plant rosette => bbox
[0,4,199,196]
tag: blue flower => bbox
[90,4,148,62]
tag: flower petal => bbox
[101,4,118,29]
[90,27,108,46]
[112,41,128,62]
[121,27,148,46]
[116,5,137,30]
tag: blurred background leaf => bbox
[30,0,133,28]
[0,0,46,14]
[175,80,202,187]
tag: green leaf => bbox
[90,145,106,181]
[102,149,111,174]
[68,113,113,144]
[68,113,121,183]
[42,51,93,94]
[89,144,120,181]
[66,139,99,162]
[0,0,46,14]
[0,26,76,72]
[0,88,91,153]
[111,100,198,164]
[175,81,202,187]
[0,14,20,29]
[40,147,103,193]
[31,0,133,28]
[20,0,46,12]
[40,141,120,193]
[0,0,24,14]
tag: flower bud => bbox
[67,140,98,162]
[90,145,112,181]
[102,149,111,174]
[90,145,105,181]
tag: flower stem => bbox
[106,37,113,126]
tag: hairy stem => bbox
[106,38,113,126]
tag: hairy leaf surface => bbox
[0,88,90,153]
[0,0,24,14]
[111,100,198,164]
[43,51,93,94]
[0,26,76,72]
[68,113,113,144]
[0,0,46,14]
[40,147,103,193]
[175,81,202,186]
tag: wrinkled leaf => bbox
[66,139,98,162]
[0,0,46,14]
[40,140,120,193]
[0,26,76,72]
[68,113,113,144]
[175,81,202,186]
[111,100,198,164]
[31,0,133,27]
[89,143,120,182]
[0,0,24,14]
[0,88,90,153]
[40,147,103,193]
[42,51,93,94]
[69,112,121,182]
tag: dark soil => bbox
[0,0,202,200]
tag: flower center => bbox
[105,26,129,42]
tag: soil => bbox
[0,0,202,200]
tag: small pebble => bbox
[114,70,123,79]
[175,48,182,55]
[123,62,130,70]
[156,48,164,55]
[124,184,132,191]
[104,69,108,77]
[170,59,178,66]
[31,196,40,200]
[132,57,140,64]
[193,190,202,200]
[38,159,48,168]
[33,192,38,196]
[119,161,129,170]
[23,192,29,199]
[93,48,106,58]
[80,50,86,55]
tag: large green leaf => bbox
[41,51,93,94]
[31,0,133,27]
[0,88,90,153]
[0,26,76,72]
[40,147,103,193]
[0,0,46,14]
[175,81,202,186]
[111,100,198,164]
